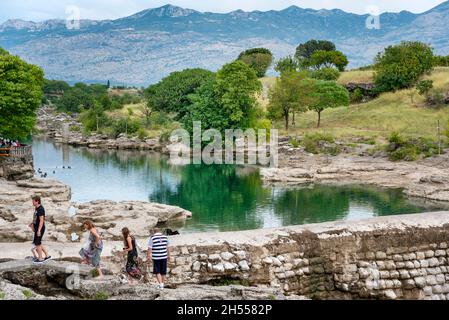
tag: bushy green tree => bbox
[309,81,350,128]
[43,79,70,94]
[215,61,262,128]
[56,87,95,113]
[374,41,434,93]
[145,68,214,119]
[274,56,299,75]
[295,40,336,61]
[182,61,262,135]
[237,48,273,78]
[182,80,232,135]
[0,50,44,139]
[267,71,313,130]
[310,67,341,81]
[307,50,348,72]
[79,101,108,132]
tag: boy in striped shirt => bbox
[147,228,171,289]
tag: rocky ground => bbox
[0,177,192,243]
[0,259,305,300]
[262,140,449,203]
[36,106,163,151]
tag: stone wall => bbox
[122,212,449,300]
[0,154,34,180]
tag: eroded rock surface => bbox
[0,178,192,242]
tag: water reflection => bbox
[32,138,449,233]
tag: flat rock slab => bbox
[0,259,94,276]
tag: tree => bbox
[274,56,299,75]
[309,81,350,128]
[374,41,434,93]
[416,80,433,98]
[237,48,273,78]
[214,61,262,128]
[79,100,108,132]
[182,80,232,135]
[295,40,336,61]
[56,87,95,113]
[307,50,348,72]
[43,79,70,94]
[145,68,214,120]
[268,72,313,130]
[310,67,341,81]
[0,51,44,140]
[0,48,9,56]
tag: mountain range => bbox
[1,2,449,86]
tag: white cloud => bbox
[0,0,446,23]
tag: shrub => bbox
[302,133,339,155]
[426,88,446,107]
[374,41,434,93]
[94,291,109,300]
[22,289,33,299]
[310,67,340,81]
[416,80,433,97]
[137,128,148,140]
[159,130,172,143]
[350,88,364,104]
[69,125,81,132]
[111,118,141,137]
[387,132,439,161]
[290,138,300,148]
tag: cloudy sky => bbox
[0,0,446,23]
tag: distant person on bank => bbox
[147,227,171,289]
[79,220,104,278]
[29,196,51,263]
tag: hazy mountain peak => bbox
[1,1,449,86]
[428,1,449,12]
[130,4,197,19]
[0,19,36,30]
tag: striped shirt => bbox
[148,233,169,260]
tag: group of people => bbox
[0,138,22,148]
[29,196,172,290]
[0,138,23,156]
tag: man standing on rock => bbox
[147,227,171,290]
[29,196,51,263]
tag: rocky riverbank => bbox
[0,177,192,243]
[36,106,163,151]
[262,143,449,202]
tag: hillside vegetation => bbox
[272,67,449,142]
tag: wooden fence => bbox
[0,145,32,158]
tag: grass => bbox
[0,290,5,300]
[337,70,374,85]
[279,67,449,142]
[94,291,109,300]
[106,102,146,118]
[22,289,33,299]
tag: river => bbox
[32,138,448,233]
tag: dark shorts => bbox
[33,227,45,246]
[153,259,167,275]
